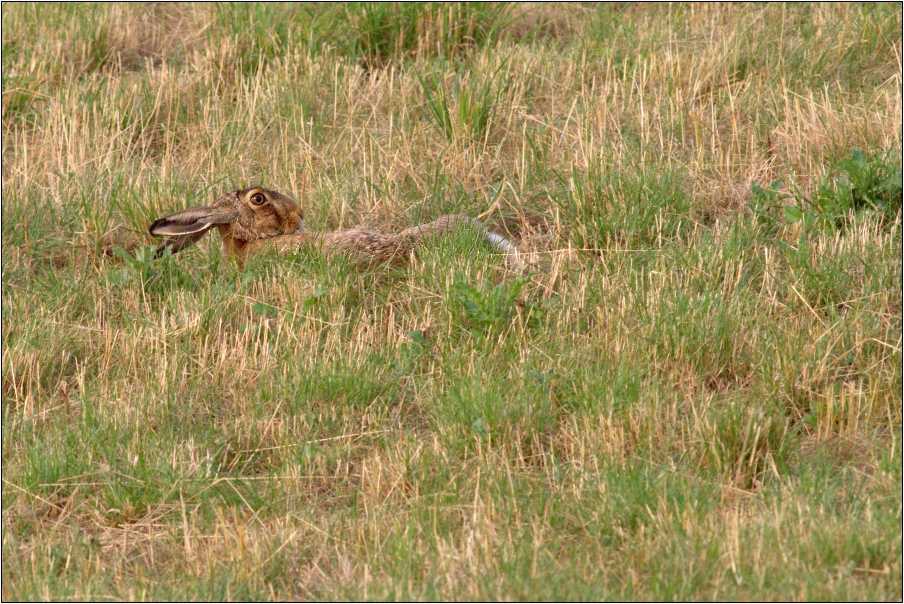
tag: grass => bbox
[2,2,902,600]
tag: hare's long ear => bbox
[149,205,237,256]
[149,205,235,236]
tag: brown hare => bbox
[148,186,519,267]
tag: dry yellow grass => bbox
[2,3,901,600]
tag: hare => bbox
[148,186,519,267]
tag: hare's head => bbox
[149,187,304,256]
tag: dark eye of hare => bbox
[250,193,266,205]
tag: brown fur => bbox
[149,187,515,267]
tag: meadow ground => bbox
[2,3,902,600]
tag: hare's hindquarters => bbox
[401,214,520,266]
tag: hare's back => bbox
[319,229,413,264]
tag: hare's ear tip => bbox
[148,217,166,235]
[148,218,165,236]
[148,216,184,237]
